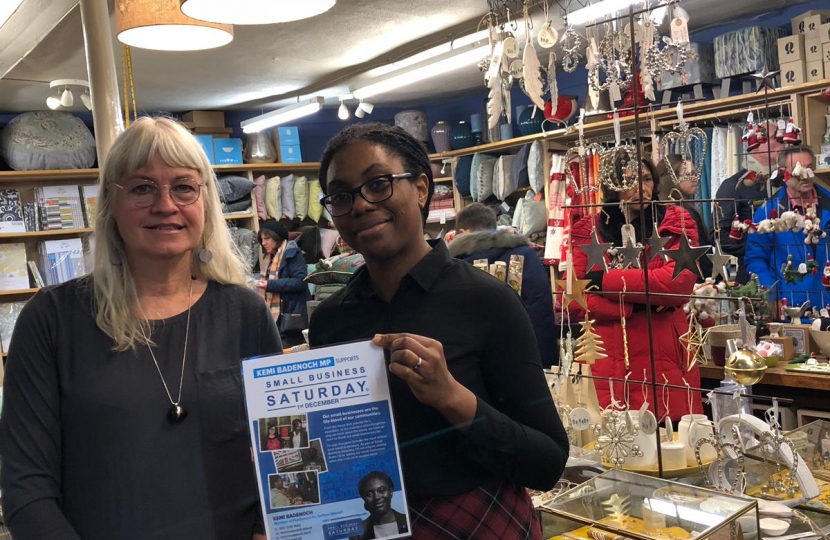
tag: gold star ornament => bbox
[556,272,592,311]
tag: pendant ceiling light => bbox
[46,79,92,111]
[115,0,233,52]
[180,0,336,25]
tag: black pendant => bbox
[167,404,188,424]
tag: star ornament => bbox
[647,229,671,262]
[752,64,779,93]
[660,234,712,281]
[556,272,592,311]
[707,242,732,281]
[577,230,613,272]
[617,239,644,269]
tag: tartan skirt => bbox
[406,482,542,540]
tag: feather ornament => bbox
[522,34,546,110]
[548,51,558,117]
[487,74,504,129]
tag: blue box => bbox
[280,144,303,163]
[277,126,300,146]
[213,138,243,165]
[194,135,214,164]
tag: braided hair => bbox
[318,123,434,224]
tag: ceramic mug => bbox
[678,414,717,466]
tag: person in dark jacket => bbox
[256,220,311,346]
[449,203,557,367]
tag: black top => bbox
[716,169,768,283]
[0,278,282,540]
[309,241,569,500]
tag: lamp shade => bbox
[115,0,233,51]
[181,0,336,25]
[46,96,61,110]
[60,88,74,107]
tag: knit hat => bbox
[259,220,289,242]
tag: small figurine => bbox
[781,254,799,284]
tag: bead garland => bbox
[599,145,640,192]
[560,27,583,73]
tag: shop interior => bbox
[3,0,830,538]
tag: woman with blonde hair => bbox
[0,117,281,540]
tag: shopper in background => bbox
[568,154,703,421]
[746,146,824,313]
[0,117,281,540]
[657,154,713,282]
[255,219,311,347]
[448,202,557,367]
[310,123,568,540]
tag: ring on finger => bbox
[413,357,423,371]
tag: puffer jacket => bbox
[265,240,312,318]
[745,184,830,312]
[449,229,557,367]
[568,205,703,421]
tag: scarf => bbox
[260,240,287,321]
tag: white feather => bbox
[548,51,558,117]
[522,35,546,110]
[487,75,503,129]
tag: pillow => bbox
[305,252,365,285]
[0,111,96,171]
[528,140,546,194]
[225,196,252,213]
[307,179,323,222]
[495,155,518,201]
[512,198,525,229]
[217,175,255,202]
[252,175,267,220]
[512,144,531,189]
[280,175,295,219]
[471,153,497,202]
[432,184,453,201]
[453,155,474,198]
[293,176,309,220]
[264,175,281,219]
[521,199,547,236]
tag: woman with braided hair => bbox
[309,123,568,540]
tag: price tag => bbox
[488,41,505,79]
[537,22,558,48]
[503,35,520,58]
[439,212,447,225]
[590,37,599,57]
[609,81,622,102]
[642,21,654,46]
[623,22,644,44]
[670,17,690,44]
[569,407,592,431]
[640,409,658,435]
[509,59,524,79]
[778,118,787,129]
[500,201,510,212]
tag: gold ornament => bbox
[724,348,768,385]
[679,312,711,371]
[556,272,592,311]
[576,317,607,365]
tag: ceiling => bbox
[0,0,817,115]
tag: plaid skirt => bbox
[407,482,541,540]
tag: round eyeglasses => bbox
[114,179,206,208]
[320,173,412,217]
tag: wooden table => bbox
[700,364,830,391]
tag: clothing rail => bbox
[657,100,793,128]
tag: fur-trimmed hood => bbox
[448,229,530,257]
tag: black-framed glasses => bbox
[114,178,206,208]
[321,173,412,217]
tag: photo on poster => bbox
[258,414,310,451]
[273,449,304,472]
[259,417,284,452]
[346,470,409,540]
[285,414,310,449]
[301,439,328,473]
[268,471,321,509]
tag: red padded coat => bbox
[568,205,703,421]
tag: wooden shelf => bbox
[0,169,99,183]
[433,177,453,183]
[0,288,39,296]
[214,162,320,173]
[0,228,93,240]
[223,211,254,220]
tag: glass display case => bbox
[540,469,759,540]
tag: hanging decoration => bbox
[752,64,780,93]
[679,310,710,371]
[598,145,639,191]
[522,3,547,112]
[589,27,633,96]
[639,19,657,101]
[578,228,613,272]
[707,240,733,281]
[591,409,644,469]
[660,233,712,281]
[536,0,558,49]
[576,316,607,365]
[660,102,708,186]
[647,228,671,262]
[560,26,583,73]
[556,267,592,311]
[644,36,689,78]
[547,51,559,117]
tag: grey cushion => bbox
[0,111,96,171]
[217,175,255,202]
[512,144,531,189]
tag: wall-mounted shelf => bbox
[223,211,254,220]
[214,162,321,174]
[0,228,94,241]
[0,288,39,296]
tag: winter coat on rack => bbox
[449,228,557,367]
[568,204,703,421]
[745,184,830,313]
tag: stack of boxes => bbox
[182,110,243,165]
[274,126,303,164]
[780,11,830,87]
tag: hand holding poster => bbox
[242,340,410,540]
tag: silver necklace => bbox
[140,278,194,424]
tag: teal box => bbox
[277,126,300,146]
[194,135,214,164]
[214,138,243,165]
[280,145,303,163]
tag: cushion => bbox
[0,111,96,171]
[453,155,474,198]
[471,153,497,202]
[264,176,281,219]
[305,252,365,285]
[280,175,295,219]
[528,141,546,194]
[217,175,255,203]
[225,196,252,213]
[293,176,308,220]
[512,198,525,229]
[319,227,339,258]
[252,175,267,220]
[307,179,323,222]
[521,199,547,235]
[432,184,453,201]
[512,144,531,189]
[495,155,518,201]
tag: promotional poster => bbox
[242,340,410,540]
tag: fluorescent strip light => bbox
[181,0,336,25]
[0,0,24,28]
[352,39,490,100]
[567,0,645,25]
[241,97,325,134]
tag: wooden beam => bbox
[0,0,79,79]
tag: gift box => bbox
[781,59,806,86]
[767,336,794,362]
[194,135,214,164]
[279,145,302,164]
[213,138,243,165]
[806,60,825,82]
[658,42,719,90]
[714,26,786,79]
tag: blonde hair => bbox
[93,116,247,351]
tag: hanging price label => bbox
[778,118,786,129]
[623,22,644,44]
[503,36,520,58]
[569,407,592,431]
[640,408,658,435]
[670,17,690,44]
[609,81,622,103]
